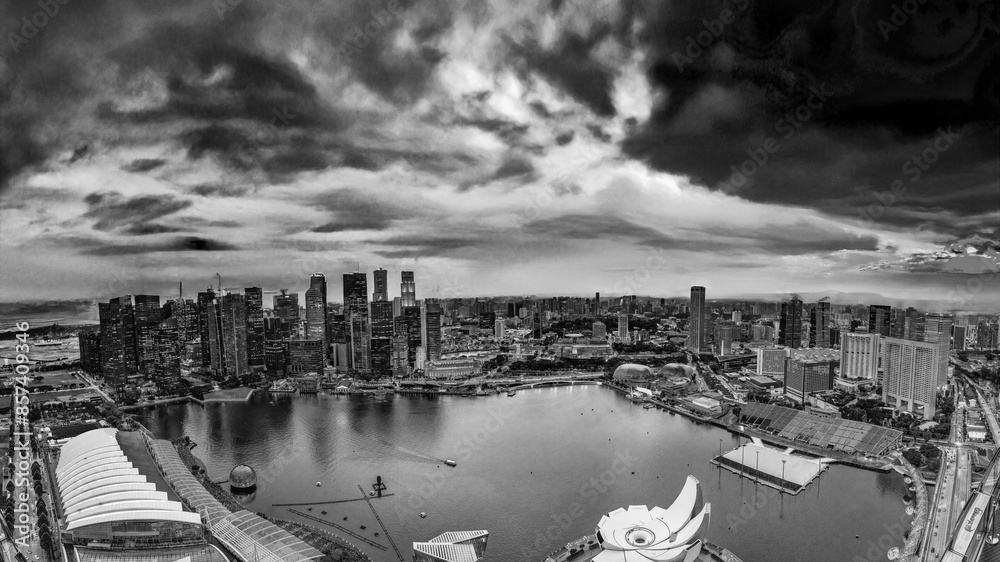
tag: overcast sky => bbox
[1,0,997,308]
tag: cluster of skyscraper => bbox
[80,290,199,394]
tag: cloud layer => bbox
[0,0,997,309]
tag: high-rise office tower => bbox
[390,330,409,377]
[978,321,999,349]
[373,268,389,302]
[952,325,967,350]
[305,273,328,354]
[890,308,907,338]
[99,296,138,395]
[714,321,741,355]
[688,286,706,351]
[922,312,952,388]
[731,311,742,323]
[617,313,630,343]
[245,286,264,368]
[219,291,249,376]
[868,305,892,337]
[594,292,600,316]
[370,300,394,376]
[425,306,442,361]
[784,357,835,403]
[78,329,102,376]
[903,307,923,340]
[779,298,804,348]
[163,298,198,342]
[344,272,370,372]
[151,317,181,388]
[495,317,505,340]
[840,333,880,380]
[809,301,831,348]
[197,288,217,368]
[133,294,162,374]
[401,271,416,307]
[592,321,606,340]
[273,290,300,339]
[400,307,422,367]
[882,337,942,419]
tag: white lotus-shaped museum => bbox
[593,476,711,562]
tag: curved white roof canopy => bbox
[594,476,711,562]
[56,428,202,532]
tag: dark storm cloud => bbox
[83,191,192,231]
[615,0,998,233]
[371,235,482,259]
[122,158,168,173]
[524,213,882,255]
[83,236,239,256]
[515,29,618,117]
[311,188,415,233]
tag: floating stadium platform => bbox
[711,439,830,495]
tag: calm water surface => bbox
[142,385,911,562]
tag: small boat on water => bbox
[420,512,427,518]
[643,403,654,409]
[444,459,457,467]
[507,391,516,397]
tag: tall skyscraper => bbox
[373,268,389,302]
[495,317,506,340]
[978,321,999,349]
[903,307,923,340]
[688,286,706,351]
[344,272,370,372]
[400,307,422,367]
[151,317,181,388]
[593,292,600,316]
[922,312,953,388]
[370,300,394,376]
[273,290,300,339]
[245,286,264,368]
[424,306,442,361]
[868,305,892,337]
[305,273,328,354]
[809,301,831,348]
[952,325,967,350]
[617,313,630,343]
[133,294,162,374]
[840,333,880,380]
[99,296,138,395]
[592,321,606,340]
[78,328,102,376]
[197,288,217,368]
[401,271,416,307]
[219,292,248,376]
[882,337,942,419]
[779,298,803,348]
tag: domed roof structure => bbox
[229,464,257,491]
[612,364,655,382]
[657,363,696,378]
[594,476,711,562]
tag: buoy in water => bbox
[316,482,322,487]
[420,512,427,518]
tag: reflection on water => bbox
[143,386,910,562]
